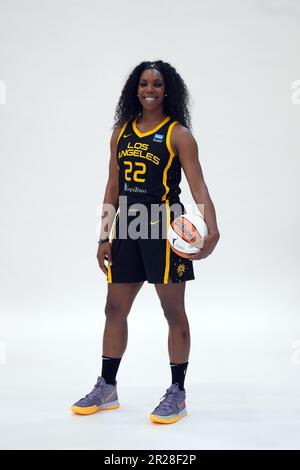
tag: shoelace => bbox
[157,389,179,413]
[84,380,105,399]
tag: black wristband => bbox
[98,237,110,245]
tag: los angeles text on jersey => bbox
[118,141,160,165]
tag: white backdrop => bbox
[0,0,299,450]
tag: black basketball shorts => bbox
[107,201,195,284]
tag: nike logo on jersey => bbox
[150,220,160,225]
[123,133,132,138]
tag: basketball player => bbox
[71,60,220,424]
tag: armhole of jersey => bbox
[117,121,129,145]
[115,121,128,171]
[166,120,179,156]
[162,121,179,202]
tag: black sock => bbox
[101,355,122,385]
[170,362,189,391]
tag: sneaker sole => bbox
[71,400,120,415]
[150,410,187,424]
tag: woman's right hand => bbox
[97,241,112,276]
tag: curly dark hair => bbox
[112,60,192,131]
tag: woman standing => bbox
[71,60,220,424]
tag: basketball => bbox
[168,212,208,258]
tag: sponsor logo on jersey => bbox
[124,183,147,194]
[153,133,164,143]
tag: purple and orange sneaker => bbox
[71,376,120,415]
[150,383,187,424]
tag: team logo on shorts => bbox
[153,133,164,143]
[176,263,186,277]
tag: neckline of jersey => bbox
[132,115,171,137]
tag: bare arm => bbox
[98,125,121,241]
[97,125,121,275]
[172,125,220,258]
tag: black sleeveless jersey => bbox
[116,115,182,205]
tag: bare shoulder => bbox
[110,124,123,145]
[171,123,196,154]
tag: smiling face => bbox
[137,68,166,111]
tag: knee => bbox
[104,299,128,320]
[162,304,186,326]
